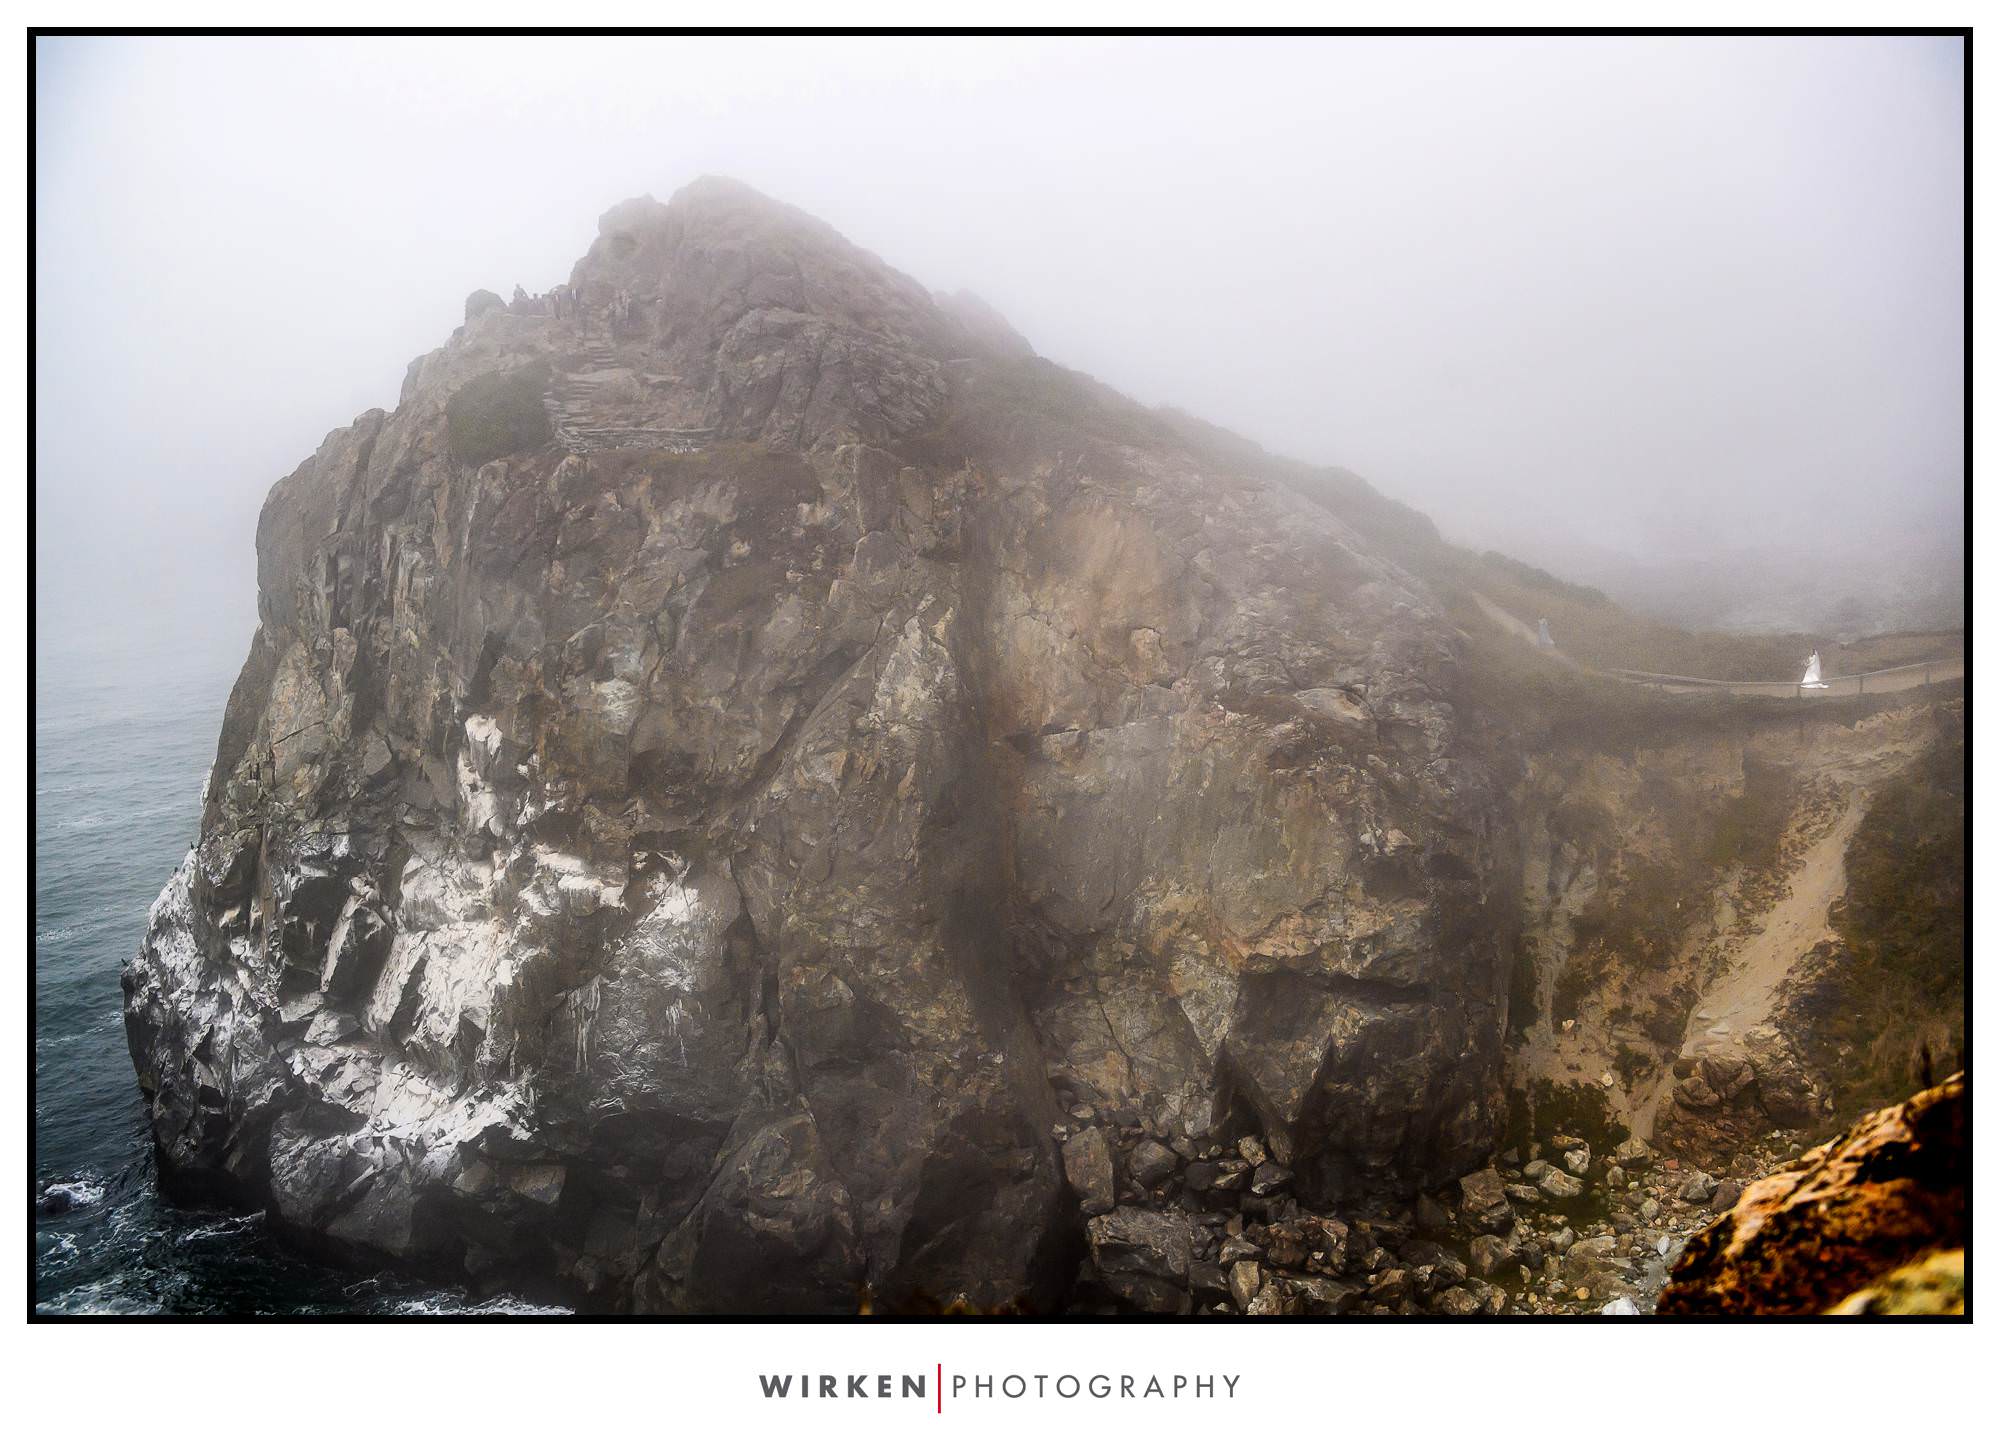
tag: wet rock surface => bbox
[123,178,1514,1313]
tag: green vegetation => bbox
[894,354,1164,475]
[1448,593,1794,752]
[1700,759,1794,871]
[896,360,1442,565]
[446,362,552,465]
[1150,406,1442,563]
[1443,548,1810,681]
[1813,730,1965,1112]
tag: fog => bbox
[35,35,1964,639]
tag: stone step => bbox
[548,421,718,456]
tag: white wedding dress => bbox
[1800,652,1828,689]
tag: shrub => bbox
[1813,730,1966,1111]
[447,362,552,465]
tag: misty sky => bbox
[35,35,1964,634]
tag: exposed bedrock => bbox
[124,177,1512,1311]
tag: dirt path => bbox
[1631,794,1866,1135]
[1690,797,1863,1039]
[1470,593,1575,663]
[1469,593,1962,699]
[1618,658,1962,699]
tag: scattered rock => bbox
[1538,1167,1584,1202]
[1249,1161,1294,1197]
[1368,1268,1410,1304]
[1433,1286,1481,1317]
[1458,1167,1514,1234]
[1247,1280,1299,1316]
[1218,1235,1261,1265]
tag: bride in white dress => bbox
[1800,651,1828,689]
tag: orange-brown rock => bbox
[1657,1072,1964,1315]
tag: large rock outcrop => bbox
[1658,1072,1965,1315]
[123,177,1512,1311]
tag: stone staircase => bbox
[544,339,716,455]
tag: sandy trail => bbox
[1690,797,1863,1039]
[1631,794,1865,1136]
[1470,593,1575,664]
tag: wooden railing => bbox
[1606,656,1962,696]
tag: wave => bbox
[178,1213,265,1245]
[384,1292,573,1317]
[37,1176,108,1215]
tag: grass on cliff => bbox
[447,362,552,465]
[1442,550,1810,681]
[894,354,1164,477]
[1813,730,1966,1112]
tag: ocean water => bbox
[33,602,563,1316]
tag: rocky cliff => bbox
[124,178,1514,1312]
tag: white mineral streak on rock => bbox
[463,713,504,774]
[456,749,500,839]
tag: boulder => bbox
[1249,1161,1294,1197]
[1433,1286,1481,1317]
[1660,1075,1966,1316]
[1087,1208,1194,1313]
[1457,1166,1515,1234]
[1468,1234,1517,1279]
[1613,1138,1653,1170]
[1538,1167,1584,1202]
[1062,1127,1116,1216]
[1128,1139,1179,1189]
[1228,1259,1262,1309]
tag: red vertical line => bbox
[937,1363,942,1414]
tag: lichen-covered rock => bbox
[1657,1073,1964,1316]
[122,177,1511,1313]
[1828,1248,1965,1316]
